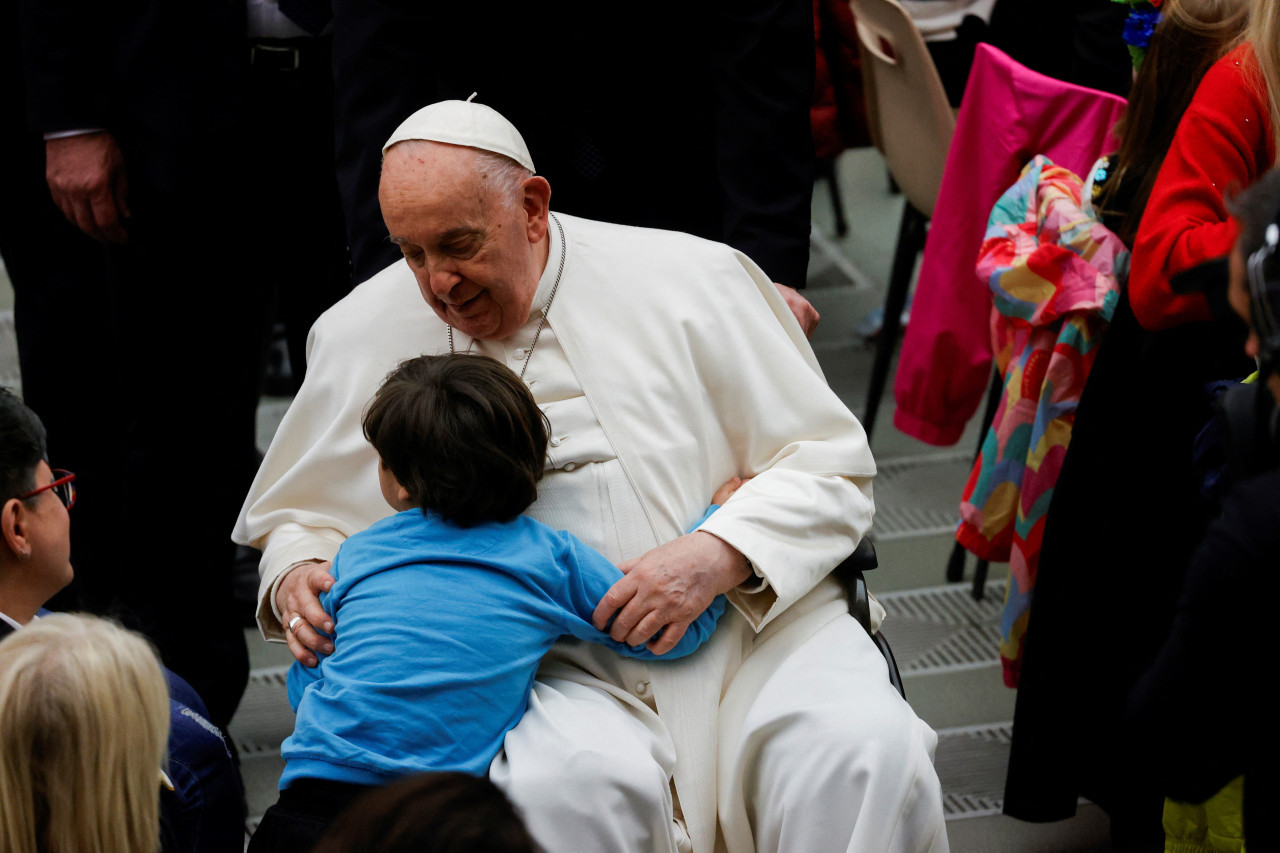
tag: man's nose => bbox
[427,262,461,297]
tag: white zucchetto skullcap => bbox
[382,97,535,173]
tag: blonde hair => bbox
[0,614,170,853]
[1247,0,1280,153]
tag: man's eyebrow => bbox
[439,227,485,244]
[387,228,484,247]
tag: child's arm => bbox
[560,477,745,659]
[561,542,727,660]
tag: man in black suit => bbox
[11,0,257,728]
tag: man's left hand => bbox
[593,531,752,655]
[774,283,820,338]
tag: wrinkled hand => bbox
[277,561,336,667]
[45,132,130,243]
[774,282,820,338]
[592,531,751,655]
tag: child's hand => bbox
[712,475,751,505]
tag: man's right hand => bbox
[773,282,820,338]
[45,132,131,243]
[277,561,336,667]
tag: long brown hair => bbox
[1246,0,1280,154]
[1096,0,1249,244]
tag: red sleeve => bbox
[1129,45,1274,331]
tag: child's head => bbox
[362,354,548,526]
[311,771,537,853]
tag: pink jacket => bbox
[892,44,1127,446]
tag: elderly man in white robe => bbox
[234,100,948,853]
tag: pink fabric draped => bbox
[891,44,1127,446]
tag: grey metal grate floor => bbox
[878,580,1006,674]
[870,451,973,540]
[230,665,294,757]
[228,665,292,826]
[935,722,1013,819]
[1,310,20,392]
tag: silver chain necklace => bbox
[448,213,566,381]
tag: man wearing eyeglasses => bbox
[0,387,75,634]
[0,386,249,853]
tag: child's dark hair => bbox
[362,355,548,527]
[311,772,537,853]
[0,387,48,504]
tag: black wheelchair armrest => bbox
[828,536,905,698]
[831,537,878,633]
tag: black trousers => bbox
[243,35,351,385]
[249,778,373,853]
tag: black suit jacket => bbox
[13,0,254,731]
[20,0,245,192]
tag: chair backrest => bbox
[848,0,955,217]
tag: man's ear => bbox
[396,483,412,505]
[522,176,552,243]
[1,498,29,559]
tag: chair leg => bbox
[972,559,989,601]
[945,539,968,582]
[819,159,849,237]
[862,202,927,440]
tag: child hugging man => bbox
[250,354,734,852]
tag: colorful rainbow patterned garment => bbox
[956,155,1128,687]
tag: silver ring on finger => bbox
[288,615,303,633]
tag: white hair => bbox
[384,140,533,211]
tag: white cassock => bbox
[234,213,949,852]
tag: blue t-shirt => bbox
[281,508,725,788]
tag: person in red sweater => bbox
[1130,8,1280,331]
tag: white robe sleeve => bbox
[690,251,875,630]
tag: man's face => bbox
[22,461,74,596]
[379,143,542,341]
